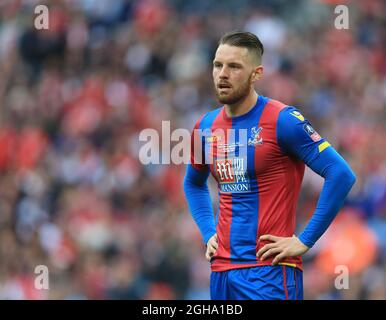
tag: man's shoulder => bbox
[264,97,289,112]
[264,97,306,121]
[193,106,223,129]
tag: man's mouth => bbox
[218,83,231,89]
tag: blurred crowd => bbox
[0,0,385,299]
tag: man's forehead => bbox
[214,44,250,63]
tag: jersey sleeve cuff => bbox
[298,233,314,249]
[204,230,217,246]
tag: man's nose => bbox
[219,66,229,79]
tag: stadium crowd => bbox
[0,0,385,299]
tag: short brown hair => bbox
[219,31,264,64]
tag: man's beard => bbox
[215,74,252,105]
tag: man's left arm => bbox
[257,107,356,264]
[297,146,356,248]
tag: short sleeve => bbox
[277,107,331,165]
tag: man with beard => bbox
[183,31,356,300]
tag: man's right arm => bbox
[183,164,216,245]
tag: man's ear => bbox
[252,65,264,82]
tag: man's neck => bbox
[224,90,258,118]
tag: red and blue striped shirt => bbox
[184,95,356,272]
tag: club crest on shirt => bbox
[248,127,263,146]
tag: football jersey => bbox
[190,95,329,272]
